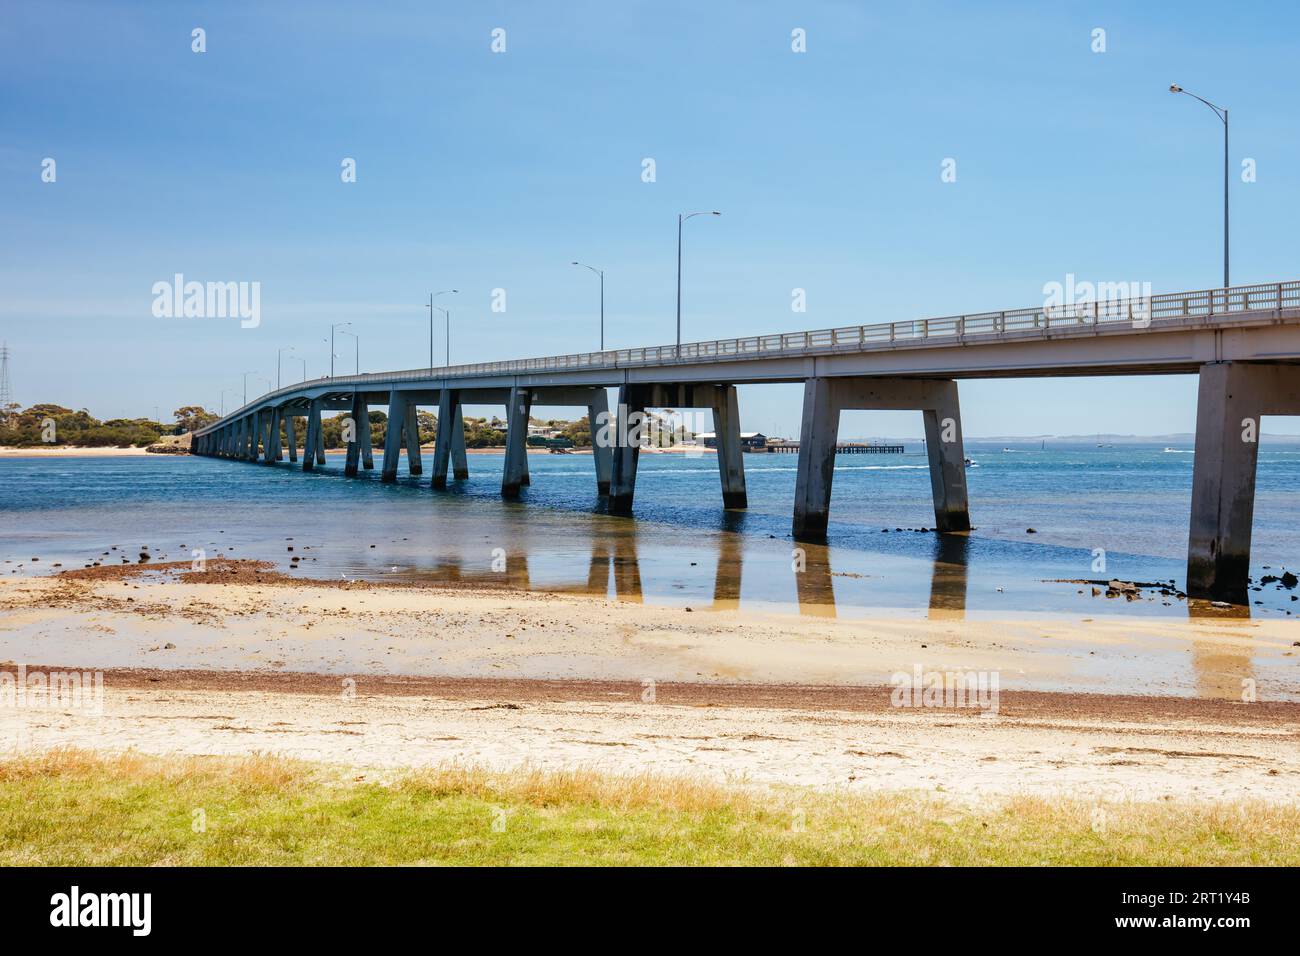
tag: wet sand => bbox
[2,564,1298,802]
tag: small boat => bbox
[964,457,976,468]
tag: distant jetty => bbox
[763,440,903,454]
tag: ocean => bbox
[2,442,1299,619]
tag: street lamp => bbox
[571,261,605,351]
[321,338,338,380]
[329,323,351,378]
[277,346,295,390]
[338,329,359,374]
[676,211,721,357]
[292,357,307,384]
[1170,84,1229,288]
[220,390,232,416]
[427,290,458,368]
[241,371,256,406]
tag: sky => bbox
[2,0,1298,437]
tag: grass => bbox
[1,749,1296,865]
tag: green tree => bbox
[173,406,219,433]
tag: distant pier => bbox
[764,441,904,454]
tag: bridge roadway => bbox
[193,280,1300,602]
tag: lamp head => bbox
[1169,84,1182,93]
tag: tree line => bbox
[1,402,595,449]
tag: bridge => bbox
[192,279,1300,603]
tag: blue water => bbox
[2,443,1299,619]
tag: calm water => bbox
[2,443,1299,619]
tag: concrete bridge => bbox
[192,280,1300,602]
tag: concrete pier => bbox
[431,389,457,489]
[285,414,298,463]
[588,388,612,496]
[269,407,283,461]
[502,386,532,498]
[380,390,407,482]
[302,400,323,472]
[793,377,970,540]
[344,394,369,477]
[432,389,470,488]
[608,384,646,516]
[404,404,422,476]
[1187,362,1300,601]
[710,385,748,510]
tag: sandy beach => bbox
[0,446,158,457]
[2,563,1297,805]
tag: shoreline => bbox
[3,565,1298,803]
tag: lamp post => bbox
[292,357,307,384]
[241,371,255,406]
[329,322,351,378]
[676,211,721,357]
[571,261,606,351]
[338,329,359,374]
[427,290,458,368]
[1169,84,1229,288]
[277,346,294,390]
[220,390,232,416]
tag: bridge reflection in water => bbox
[374,527,1257,699]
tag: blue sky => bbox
[2,0,1298,436]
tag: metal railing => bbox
[199,279,1300,435]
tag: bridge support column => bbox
[285,414,298,463]
[260,411,275,463]
[344,394,370,477]
[450,404,468,480]
[315,408,326,466]
[710,385,748,510]
[302,400,323,472]
[360,404,374,470]
[1187,362,1300,601]
[609,384,647,516]
[252,411,264,462]
[268,408,283,462]
[792,378,840,540]
[433,389,469,488]
[380,390,408,482]
[792,376,971,541]
[588,388,612,496]
[404,404,422,476]
[921,381,971,532]
[502,386,532,498]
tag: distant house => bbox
[694,431,767,450]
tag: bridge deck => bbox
[197,280,1300,435]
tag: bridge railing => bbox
[199,279,1300,434]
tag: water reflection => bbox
[382,523,974,617]
[1186,599,1255,700]
[927,533,970,620]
